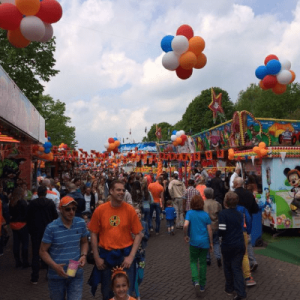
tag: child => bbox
[163,200,177,235]
[218,192,247,300]
[134,208,149,300]
[110,267,136,300]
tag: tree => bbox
[234,83,300,119]
[34,95,77,148]
[0,29,59,104]
[142,122,172,142]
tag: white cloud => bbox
[42,0,300,151]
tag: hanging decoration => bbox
[255,54,296,94]
[161,24,207,80]
[0,0,63,48]
[208,88,226,124]
[170,130,187,146]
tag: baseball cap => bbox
[59,196,77,208]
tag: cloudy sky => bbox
[44,0,300,151]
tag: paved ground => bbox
[1,220,300,300]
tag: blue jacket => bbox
[163,207,177,220]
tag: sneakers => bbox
[194,283,201,297]
[245,276,256,286]
[250,263,258,272]
[225,290,234,296]
[30,281,38,285]
[217,258,222,267]
[200,285,205,292]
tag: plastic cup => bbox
[66,260,80,277]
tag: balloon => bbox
[253,146,260,154]
[179,130,185,135]
[162,51,179,71]
[194,53,207,69]
[277,70,292,85]
[38,146,45,152]
[279,59,291,70]
[259,80,268,90]
[255,66,268,80]
[0,3,23,30]
[176,66,193,80]
[115,140,121,147]
[188,36,205,56]
[108,138,115,143]
[176,24,194,40]
[179,51,197,70]
[104,142,109,149]
[161,35,174,53]
[289,70,296,83]
[176,131,181,137]
[264,54,279,65]
[176,137,182,145]
[20,16,45,41]
[272,82,287,95]
[36,0,63,24]
[259,142,266,148]
[44,142,52,148]
[261,149,268,156]
[181,134,187,142]
[38,23,53,43]
[262,75,277,89]
[171,35,189,55]
[266,59,281,75]
[180,140,185,146]
[171,135,177,141]
[44,148,51,154]
[15,0,40,16]
[113,137,118,141]
[7,28,30,48]
[172,130,177,135]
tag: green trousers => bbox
[189,245,208,286]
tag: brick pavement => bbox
[1,221,300,300]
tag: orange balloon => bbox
[289,70,296,83]
[261,149,268,156]
[115,140,121,147]
[253,146,260,154]
[259,80,268,90]
[7,28,30,48]
[179,51,197,70]
[16,0,40,15]
[176,137,182,144]
[272,82,287,95]
[259,142,266,149]
[38,146,45,152]
[188,36,205,56]
[194,53,207,69]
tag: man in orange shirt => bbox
[89,180,143,300]
[148,176,164,235]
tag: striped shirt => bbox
[42,217,89,279]
[183,186,200,211]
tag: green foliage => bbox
[234,83,300,119]
[0,29,59,103]
[34,95,77,148]
[143,87,235,141]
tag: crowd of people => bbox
[0,165,260,300]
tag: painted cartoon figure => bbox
[283,166,300,214]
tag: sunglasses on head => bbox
[63,207,77,212]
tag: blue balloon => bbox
[172,130,177,135]
[44,142,52,148]
[266,59,281,75]
[113,137,118,141]
[44,148,51,154]
[255,66,268,80]
[47,137,51,141]
[161,35,174,53]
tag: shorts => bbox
[166,219,175,228]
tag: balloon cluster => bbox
[0,0,63,48]
[171,130,187,146]
[104,138,121,153]
[255,54,296,95]
[58,143,68,150]
[253,142,268,158]
[161,24,207,80]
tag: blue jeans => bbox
[142,208,151,231]
[48,268,84,300]
[100,258,136,300]
[222,245,246,298]
[150,203,161,233]
[206,231,221,260]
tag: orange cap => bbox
[59,196,77,208]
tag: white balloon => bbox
[171,35,189,55]
[176,131,181,137]
[179,130,185,136]
[280,59,291,70]
[0,0,15,4]
[162,51,179,71]
[38,23,53,43]
[277,70,292,84]
[20,16,45,42]
[171,135,177,141]
[104,142,109,149]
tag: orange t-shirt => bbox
[196,184,207,200]
[88,201,143,251]
[148,181,163,204]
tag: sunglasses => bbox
[63,207,76,212]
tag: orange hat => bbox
[59,196,77,208]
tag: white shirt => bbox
[229,172,239,191]
[84,194,91,212]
